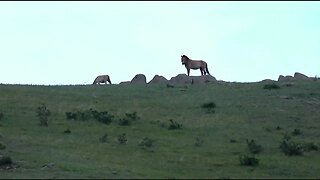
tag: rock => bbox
[130,74,146,84]
[119,81,130,85]
[294,72,311,81]
[148,75,169,85]
[190,75,217,84]
[169,74,192,85]
[278,75,294,82]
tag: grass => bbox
[0,81,320,178]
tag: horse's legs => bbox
[187,68,190,76]
[200,68,204,76]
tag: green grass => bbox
[0,81,320,178]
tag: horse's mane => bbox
[182,55,190,60]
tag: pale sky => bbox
[0,1,320,85]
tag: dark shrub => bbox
[65,112,77,120]
[139,137,154,148]
[125,112,139,121]
[118,118,130,126]
[246,139,262,154]
[168,119,182,130]
[0,156,12,166]
[118,133,127,144]
[94,111,114,124]
[194,137,204,147]
[275,126,282,130]
[292,128,302,136]
[280,140,303,156]
[201,102,216,113]
[229,139,237,143]
[239,154,259,166]
[36,104,50,126]
[63,128,71,134]
[0,143,6,150]
[302,142,319,152]
[263,83,280,90]
[99,133,108,143]
[0,113,3,121]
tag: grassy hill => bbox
[0,80,320,178]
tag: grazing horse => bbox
[181,55,210,76]
[93,75,112,85]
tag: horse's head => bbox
[181,55,188,65]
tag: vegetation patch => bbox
[63,128,71,134]
[239,154,259,166]
[292,128,302,136]
[246,139,262,154]
[138,137,154,149]
[168,119,182,130]
[280,140,303,156]
[201,102,216,113]
[118,133,127,144]
[99,133,108,143]
[65,109,114,125]
[0,156,12,166]
[263,83,280,90]
[36,103,51,126]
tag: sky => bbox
[0,1,320,85]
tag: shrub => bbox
[302,142,319,152]
[292,128,302,136]
[246,139,262,154]
[280,140,303,156]
[263,83,280,90]
[118,133,127,144]
[0,156,12,166]
[99,133,108,143]
[118,118,131,126]
[275,126,282,130]
[229,139,237,143]
[0,143,6,150]
[63,128,71,134]
[239,154,259,166]
[168,119,182,130]
[0,113,3,121]
[201,102,216,113]
[94,111,114,125]
[138,137,154,148]
[36,103,51,126]
[125,112,139,121]
[194,137,204,147]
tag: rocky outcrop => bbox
[148,75,169,85]
[130,74,146,84]
[168,74,217,85]
[278,72,312,82]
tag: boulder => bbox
[119,81,130,85]
[169,74,192,85]
[130,74,146,84]
[278,75,294,82]
[294,72,311,81]
[148,75,169,85]
[190,75,217,84]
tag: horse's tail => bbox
[93,77,98,84]
[205,63,210,75]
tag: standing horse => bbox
[181,55,210,76]
[93,75,112,85]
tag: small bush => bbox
[292,128,302,136]
[0,143,6,150]
[229,139,237,143]
[0,156,12,166]
[302,142,319,152]
[65,112,77,120]
[0,113,3,121]
[275,126,282,130]
[63,128,71,134]
[94,111,114,125]
[36,103,51,126]
[118,118,131,126]
[99,133,108,143]
[125,112,139,121]
[138,137,154,148]
[282,132,292,141]
[239,154,259,166]
[194,137,204,147]
[246,139,262,154]
[280,140,303,156]
[201,102,216,113]
[168,119,182,130]
[263,83,280,90]
[118,133,127,144]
